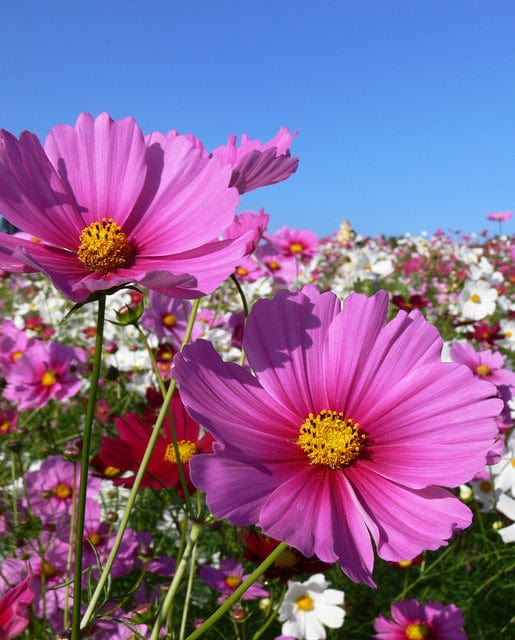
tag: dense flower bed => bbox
[0,113,513,639]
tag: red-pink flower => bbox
[95,393,213,492]
[173,287,501,586]
[374,599,467,639]
[0,113,254,302]
[0,577,34,639]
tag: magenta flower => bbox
[486,211,512,222]
[0,112,254,302]
[23,455,102,524]
[0,577,34,639]
[173,287,501,585]
[210,127,299,194]
[141,292,203,346]
[373,599,467,639]
[3,340,86,411]
[449,341,515,389]
[199,558,269,603]
[266,226,320,262]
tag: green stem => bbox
[185,542,289,640]
[149,521,203,640]
[71,294,107,640]
[80,298,201,632]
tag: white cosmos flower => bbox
[496,493,515,543]
[458,280,498,320]
[278,574,345,640]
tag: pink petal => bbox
[244,286,342,415]
[44,112,148,226]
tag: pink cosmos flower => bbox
[24,455,102,524]
[266,226,320,262]
[373,599,467,639]
[449,341,515,389]
[3,340,86,411]
[141,292,203,346]
[0,577,34,639]
[199,558,269,603]
[173,287,501,586]
[487,211,512,222]
[0,112,254,302]
[210,128,299,194]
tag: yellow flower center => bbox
[162,314,177,327]
[41,370,58,387]
[10,350,23,362]
[0,421,11,432]
[505,330,512,338]
[104,465,121,477]
[511,459,515,468]
[42,561,58,578]
[289,242,303,253]
[164,440,197,464]
[406,622,431,639]
[397,559,414,568]
[87,532,102,547]
[236,266,249,276]
[274,547,299,569]
[296,594,314,611]
[470,293,481,303]
[297,410,366,469]
[54,483,72,499]
[476,364,490,377]
[267,260,280,271]
[480,480,492,492]
[225,575,242,589]
[77,217,134,272]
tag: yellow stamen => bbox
[480,480,492,492]
[406,622,431,639]
[162,314,177,327]
[470,293,481,303]
[296,594,314,611]
[54,483,72,499]
[42,561,58,578]
[274,547,299,569]
[77,217,133,272]
[104,465,121,477]
[87,532,102,547]
[476,364,490,377]
[297,410,366,469]
[0,422,11,432]
[164,440,197,464]
[41,370,58,387]
[236,266,249,276]
[10,350,23,361]
[289,242,303,253]
[225,575,241,589]
[267,260,280,271]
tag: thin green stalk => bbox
[179,535,199,640]
[252,584,287,640]
[149,521,203,640]
[81,299,201,631]
[185,542,289,640]
[71,293,106,640]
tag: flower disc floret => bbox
[78,217,134,272]
[164,440,197,464]
[297,410,365,468]
[406,623,431,639]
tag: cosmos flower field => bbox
[0,114,513,639]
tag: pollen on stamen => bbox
[164,440,197,464]
[296,410,366,469]
[77,217,134,272]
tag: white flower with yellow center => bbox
[458,279,498,320]
[278,574,345,640]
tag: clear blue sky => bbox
[1,1,514,238]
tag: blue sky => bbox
[1,1,514,238]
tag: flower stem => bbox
[70,293,107,640]
[184,541,289,640]
[80,298,201,632]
